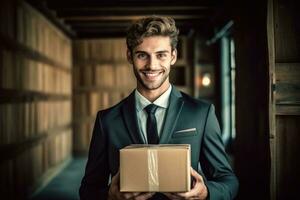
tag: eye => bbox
[137,53,148,60]
[157,53,167,59]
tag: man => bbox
[79,16,239,200]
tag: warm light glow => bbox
[202,73,211,87]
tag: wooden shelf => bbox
[74,58,186,67]
[276,104,300,115]
[0,33,71,73]
[0,124,72,163]
[0,2,73,198]
[73,85,134,93]
[0,88,71,103]
[73,115,96,124]
[74,59,129,66]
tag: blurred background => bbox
[0,0,299,199]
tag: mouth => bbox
[141,70,163,80]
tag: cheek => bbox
[134,62,149,72]
[162,60,172,68]
[133,60,144,67]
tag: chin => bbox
[141,79,169,91]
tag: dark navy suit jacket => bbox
[79,86,239,200]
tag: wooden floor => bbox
[30,158,87,200]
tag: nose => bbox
[147,55,159,70]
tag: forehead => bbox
[134,36,172,53]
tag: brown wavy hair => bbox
[126,16,179,52]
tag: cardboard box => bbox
[120,144,191,192]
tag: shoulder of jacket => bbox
[180,91,211,109]
[97,97,127,119]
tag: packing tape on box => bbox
[147,148,159,191]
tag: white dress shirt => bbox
[135,85,172,144]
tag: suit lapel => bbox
[159,87,184,144]
[121,91,144,144]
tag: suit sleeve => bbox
[79,111,110,200]
[200,104,239,200]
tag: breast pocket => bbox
[172,128,197,138]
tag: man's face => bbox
[127,36,177,91]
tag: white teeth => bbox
[144,72,159,77]
[146,73,158,76]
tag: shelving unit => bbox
[0,1,72,199]
[72,38,136,154]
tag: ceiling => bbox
[27,0,226,39]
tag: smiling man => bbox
[130,35,174,98]
[79,16,239,200]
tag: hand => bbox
[163,167,208,200]
[108,171,155,200]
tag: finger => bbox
[123,192,147,200]
[190,167,203,182]
[178,185,201,198]
[115,171,120,179]
[109,173,122,200]
[133,192,141,196]
[123,192,139,199]
[170,168,202,199]
[177,183,201,198]
[177,179,207,199]
[112,171,120,184]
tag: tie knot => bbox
[145,104,158,115]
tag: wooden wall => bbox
[233,0,271,199]
[72,37,192,154]
[233,0,299,199]
[0,0,72,198]
[268,0,300,199]
[72,38,135,154]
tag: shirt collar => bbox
[135,85,172,112]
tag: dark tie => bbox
[145,104,159,144]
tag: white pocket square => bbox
[174,128,197,133]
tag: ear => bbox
[127,49,133,64]
[171,49,177,65]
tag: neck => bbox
[137,82,170,102]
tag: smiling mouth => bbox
[142,71,163,79]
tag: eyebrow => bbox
[156,50,169,54]
[134,50,170,54]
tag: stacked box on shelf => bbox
[72,38,135,154]
[0,0,15,40]
[0,0,73,199]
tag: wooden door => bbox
[268,0,300,199]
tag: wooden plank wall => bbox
[72,39,136,154]
[233,0,271,199]
[72,37,191,154]
[268,0,300,199]
[0,0,72,198]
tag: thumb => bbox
[190,167,203,182]
[190,167,197,177]
[112,171,120,183]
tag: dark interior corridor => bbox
[0,0,299,199]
